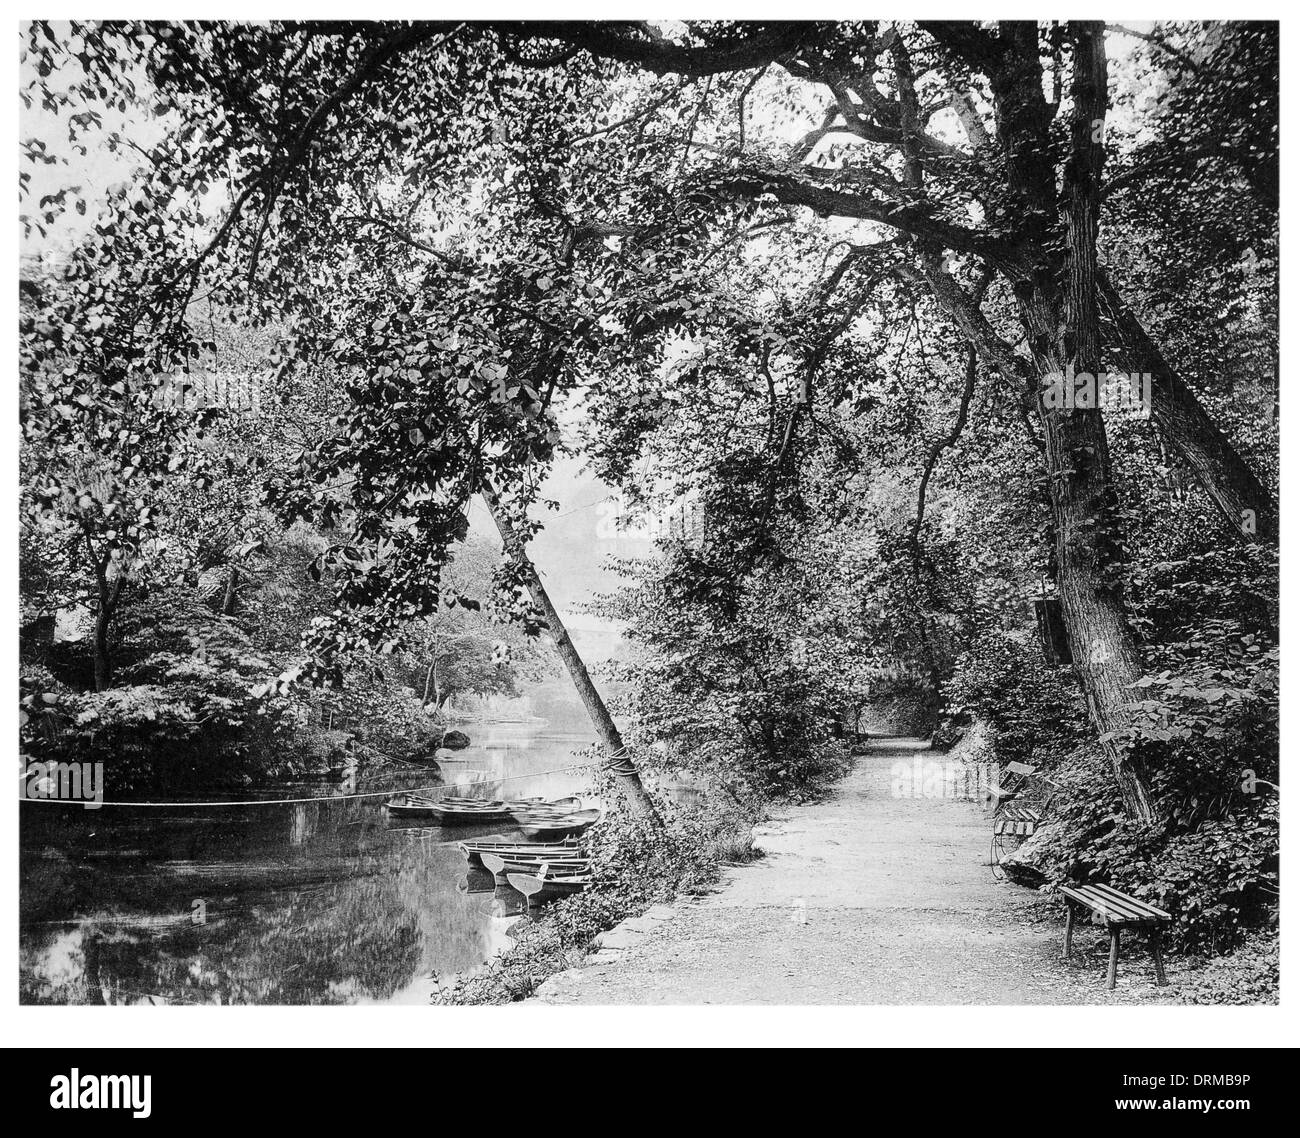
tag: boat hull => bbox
[479,851,590,884]
[459,839,584,868]
[385,794,518,824]
[512,810,601,841]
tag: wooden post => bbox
[1107,927,1121,989]
[1147,927,1167,985]
[1063,903,1075,959]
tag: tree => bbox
[20,20,1278,823]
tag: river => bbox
[19,721,599,1005]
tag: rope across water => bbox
[17,762,596,809]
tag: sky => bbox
[464,452,659,637]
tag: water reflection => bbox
[19,723,596,1005]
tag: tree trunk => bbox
[481,486,660,819]
[917,253,1157,821]
[92,604,113,693]
[1038,402,1156,821]
[1098,271,1277,543]
[91,559,127,693]
[221,565,239,615]
[422,659,435,706]
[1036,23,1155,822]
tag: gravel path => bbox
[531,737,1183,1005]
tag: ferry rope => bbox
[18,762,596,809]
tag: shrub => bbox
[19,607,297,794]
[941,628,1088,767]
[1025,747,1278,950]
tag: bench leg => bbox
[1148,927,1167,986]
[1063,903,1075,959]
[1107,927,1120,990]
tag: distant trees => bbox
[401,535,552,713]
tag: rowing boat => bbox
[385,794,544,823]
[479,850,591,884]
[506,870,591,905]
[458,837,584,868]
[509,807,602,841]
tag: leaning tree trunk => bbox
[1039,23,1155,823]
[1097,271,1277,544]
[1038,401,1156,821]
[481,486,660,820]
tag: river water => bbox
[19,722,598,1005]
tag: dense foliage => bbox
[19,19,1278,978]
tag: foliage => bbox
[391,535,554,713]
[1176,929,1278,1005]
[1025,746,1277,950]
[598,542,855,802]
[942,629,1089,766]
[20,593,295,792]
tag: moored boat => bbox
[385,794,545,824]
[458,837,584,868]
[479,850,591,884]
[510,807,602,841]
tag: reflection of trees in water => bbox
[20,801,498,1005]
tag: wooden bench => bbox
[993,804,1042,837]
[986,760,1037,812]
[1060,883,1171,989]
[988,762,1052,880]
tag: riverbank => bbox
[529,737,1272,1005]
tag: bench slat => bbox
[1061,887,1145,923]
[1062,889,1143,921]
[1088,882,1171,920]
[1083,885,1165,921]
[1061,885,1143,917]
[1075,886,1149,919]
[995,819,1037,836]
[1060,884,1170,924]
